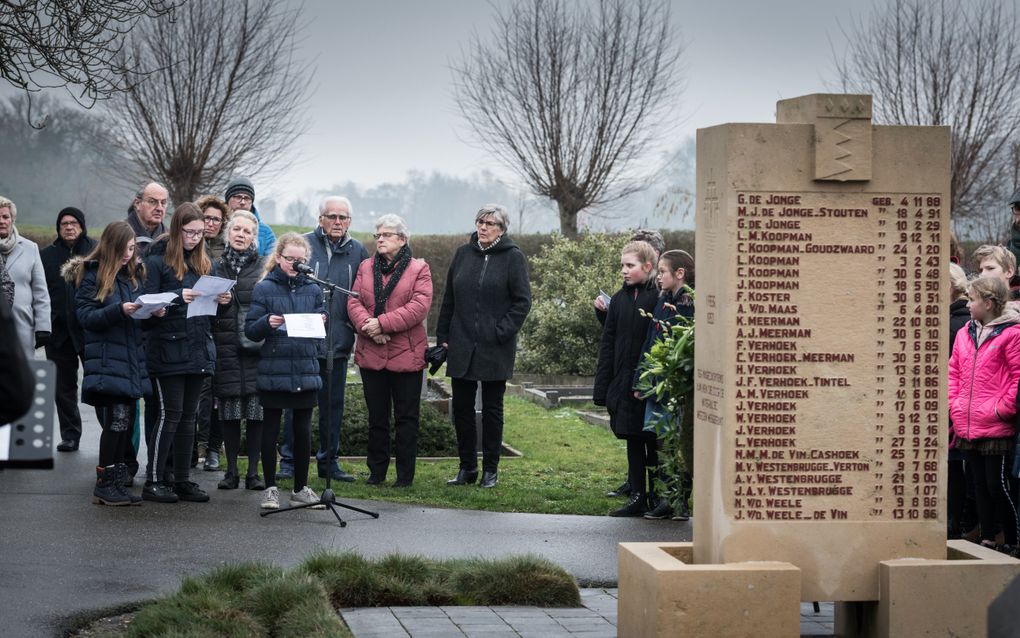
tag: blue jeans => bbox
[316,358,347,470]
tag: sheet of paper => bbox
[133,292,179,320]
[283,313,326,338]
[186,275,237,318]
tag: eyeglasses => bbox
[476,219,500,228]
[230,194,253,203]
[143,197,168,207]
[59,220,81,227]
[373,232,402,240]
[322,213,350,222]
[203,216,223,224]
[279,255,305,264]
[181,229,204,238]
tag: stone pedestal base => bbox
[617,542,801,638]
[618,540,1020,638]
[834,539,1020,638]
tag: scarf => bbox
[477,233,503,252]
[0,225,18,255]
[373,243,412,317]
[222,244,258,275]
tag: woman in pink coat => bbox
[348,214,433,487]
[948,276,1020,555]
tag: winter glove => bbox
[35,331,51,349]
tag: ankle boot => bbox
[114,464,143,505]
[609,492,648,517]
[93,466,131,506]
[447,469,479,485]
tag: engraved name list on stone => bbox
[729,190,942,524]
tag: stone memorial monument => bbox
[618,94,1020,637]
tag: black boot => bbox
[609,492,647,517]
[114,464,143,505]
[607,480,631,498]
[479,471,498,488]
[93,466,131,506]
[447,469,479,485]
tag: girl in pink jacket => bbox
[948,276,1020,555]
[348,214,432,487]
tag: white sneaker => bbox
[260,486,280,510]
[291,485,326,509]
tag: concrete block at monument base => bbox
[834,540,1020,638]
[618,542,800,638]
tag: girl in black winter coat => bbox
[593,241,660,517]
[212,211,265,490]
[143,203,231,504]
[71,221,157,505]
[245,232,327,511]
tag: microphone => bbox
[295,262,359,297]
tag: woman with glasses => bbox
[194,194,231,471]
[143,203,231,503]
[436,204,532,488]
[245,232,327,510]
[348,214,432,487]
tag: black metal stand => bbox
[261,273,379,527]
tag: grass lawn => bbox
[240,396,628,516]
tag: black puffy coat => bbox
[73,260,151,404]
[436,233,532,381]
[40,234,96,349]
[593,278,659,439]
[212,253,265,398]
[143,239,215,377]
[245,266,325,394]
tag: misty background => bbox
[0,0,904,234]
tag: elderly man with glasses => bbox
[127,182,169,257]
[277,196,368,482]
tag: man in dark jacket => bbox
[127,182,169,258]
[40,207,97,451]
[297,195,367,482]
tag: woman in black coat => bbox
[593,241,659,516]
[212,211,265,490]
[436,204,532,489]
[71,221,156,505]
[143,203,231,504]
[245,232,327,511]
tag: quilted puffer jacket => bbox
[948,308,1020,442]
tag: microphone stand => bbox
[261,268,377,527]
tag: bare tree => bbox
[835,0,1020,239]
[453,0,682,239]
[106,0,311,204]
[0,0,179,120]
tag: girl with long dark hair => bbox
[70,221,155,505]
[143,203,231,503]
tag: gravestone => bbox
[618,94,1020,637]
[693,93,948,601]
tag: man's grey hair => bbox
[319,196,353,216]
[0,195,15,219]
[375,214,409,241]
[476,203,509,230]
[134,181,168,202]
[224,210,260,251]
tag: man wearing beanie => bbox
[224,176,276,256]
[41,206,97,452]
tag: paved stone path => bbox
[341,590,835,637]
